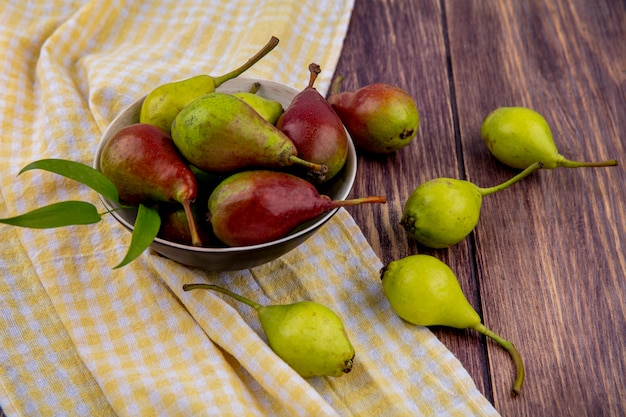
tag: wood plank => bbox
[331,0,492,400]
[446,0,626,415]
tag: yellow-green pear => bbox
[232,82,284,125]
[480,106,618,169]
[171,92,326,175]
[381,254,524,396]
[139,36,279,133]
[183,283,355,378]
[400,162,541,248]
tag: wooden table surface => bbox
[332,0,625,416]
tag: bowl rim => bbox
[92,77,357,253]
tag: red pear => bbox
[328,79,419,154]
[208,170,386,247]
[100,123,203,246]
[277,63,348,183]
[158,204,218,247]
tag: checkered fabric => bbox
[0,1,499,415]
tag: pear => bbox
[139,36,279,133]
[100,123,203,246]
[158,206,196,245]
[276,63,348,183]
[188,165,224,200]
[481,106,618,169]
[207,170,386,246]
[381,254,524,396]
[171,92,327,176]
[327,77,419,154]
[400,162,541,248]
[232,82,284,125]
[183,283,355,377]
[158,204,215,247]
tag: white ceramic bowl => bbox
[93,78,357,271]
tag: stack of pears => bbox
[97,41,385,249]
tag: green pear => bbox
[381,254,524,396]
[232,82,284,125]
[171,92,327,175]
[480,106,618,169]
[183,283,355,377]
[139,36,279,133]
[400,162,541,248]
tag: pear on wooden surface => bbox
[207,170,386,246]
[139,36,279,132]
[328,78,419,154]
[480,106,618,169]
[171,92,327,176]
[400,162,541,248]
[277,63,348,183]
[100,123,203,246]
[232,82,284,125]
[183,283,355,377]
[381,254,525,396]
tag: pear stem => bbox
[472,322,525,396]
[288,155,328,174]
[330,75,344,95]
[307,63,321,89]
[557,158,618,168]
[332,196,387,207]
[248,82,261,94]
[182,283,262,310]
[479,161,543,196]
[212,36,280,88]
[181,200,203,247]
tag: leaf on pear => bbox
[0,201,102,228]
[19,158,120,203]
[114,204,160,269]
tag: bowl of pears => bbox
[94,49,386,271]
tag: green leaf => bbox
[20,158,120,203]
[114,204,161,268]
[0,201,102,228]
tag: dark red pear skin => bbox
[328,83,419,154]
[158,204,219,247]
[277,63,348,183]
[100,123,202,246]
[208,170,386,247]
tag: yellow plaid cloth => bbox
[0,1,500,415]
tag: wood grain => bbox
[331,0,493,400]
[333,0,625,415]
